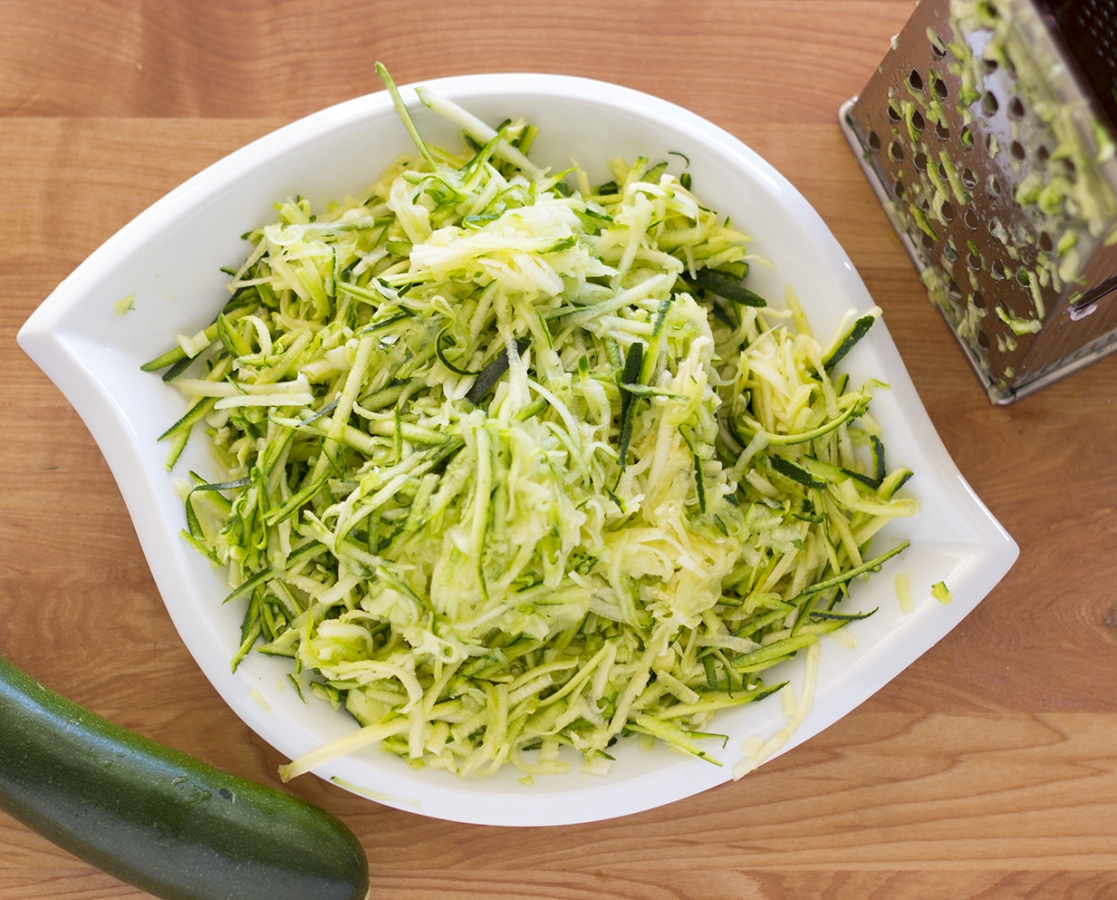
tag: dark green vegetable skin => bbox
[0,655,369,900]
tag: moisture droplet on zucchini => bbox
[0,655,370,900]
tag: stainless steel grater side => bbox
[840,0,1117,403]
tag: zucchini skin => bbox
[0,655,369,900]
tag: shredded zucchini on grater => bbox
[145,68,916,782]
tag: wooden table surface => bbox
[2,1,1116,897]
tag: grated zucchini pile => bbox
[144,68,916,783]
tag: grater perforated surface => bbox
[1038,0,1117,134]
[840,0,1117,402]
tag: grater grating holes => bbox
[1042,0,1117,132]
[930,29,948,58]
[856,1,1110,379]
[845,0,1117,402]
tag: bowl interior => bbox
[19,73,1018,826]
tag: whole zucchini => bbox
[0,654,370,900]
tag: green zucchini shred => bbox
[150,72,918,782]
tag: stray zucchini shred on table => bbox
[143,65,917,783]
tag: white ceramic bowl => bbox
[18,73,1018,827]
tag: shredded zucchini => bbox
[145,68,917,782]
[895,572,915,615]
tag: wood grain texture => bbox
[0,0,909,124]
[2,2,1117,898]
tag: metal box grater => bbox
[840,0,1117,403]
